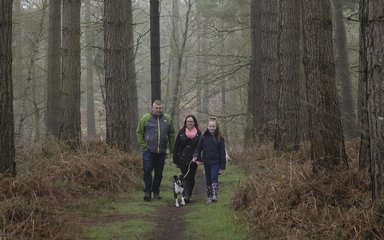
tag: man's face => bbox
[152,103,163,116]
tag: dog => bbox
[173,175,185,207]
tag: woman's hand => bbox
[192,157,197,162]
[195,160,202,165]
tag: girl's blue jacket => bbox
[194,130,226,170]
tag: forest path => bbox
[144,169,206,240]
[71,161,250,240]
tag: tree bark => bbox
[46,0,61,137]
[150,0,161,102]
[260,0,279,141]
[245,0,263,146]
[59,0,81,149]
[358,0,369,169]
[301,0,348,172]
[275,0,301,151]
[366,0,384,200]
[123,0,139,151]
[0,0,16,176]
[104,0,131,152]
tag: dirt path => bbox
[144,168,206,240]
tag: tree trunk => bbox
[150,0,161,102]
[0,0,16,176]
[332,1,357,138]
[12,0,23,136]
[260,0,279,143]
[245,0,262,147]
[85,0,97,138]
[46,0,61,137]
[168,0,180,125]
[358,0,369,169]
[104,0,131,152]
[123,0,139,151]
[275,0,301,151]
[366,0,384,200]
[301,0,348,172]
[59,0,81,149]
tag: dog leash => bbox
[183,160,194,179]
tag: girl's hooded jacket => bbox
[194,130,226,170]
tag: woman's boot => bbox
[206,186,212,203]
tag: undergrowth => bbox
[231,140,384,240]
[0,139,141,240]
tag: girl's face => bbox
[207,121,217,133]
[186,117,195,130]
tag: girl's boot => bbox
[211,183,219,202]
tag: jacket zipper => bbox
[157,117,160,153]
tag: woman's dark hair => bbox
[183,114,199,132]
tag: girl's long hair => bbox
[204,117,223,141]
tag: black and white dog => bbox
[173,175,186,207]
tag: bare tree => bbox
[301,0,348,172]
[196,0,210,125]
[85,0,97,138]
[365,0,384,200]
[0,0,16,176]
[169,0,192,125]
[59,0,81,148]
[17,3,47,141]
[332,0,357,138]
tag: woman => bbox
[192,117,226,203]
[173,115,201,203]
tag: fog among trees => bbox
[2,0,384,200]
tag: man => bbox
[136,100,175,201]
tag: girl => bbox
[193,117,226,203]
